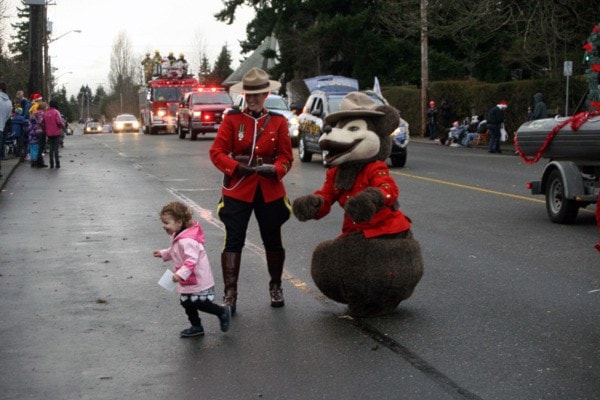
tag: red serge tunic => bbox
[209,109,293,203]
[313,161,411,238]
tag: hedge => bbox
[382,76,588,139]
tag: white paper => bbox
[158,269,177,292]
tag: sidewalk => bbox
[0,157,20,191]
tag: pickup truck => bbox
[176,87,233,140]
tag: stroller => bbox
[3,130,19,159]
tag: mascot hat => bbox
[325,92,385,126]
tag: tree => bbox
[191,29,208,80]
[0,0,29,95]
[7,0,29,64]
[107,31,139,116]
[198,55,212,84]
[211,45,233,85]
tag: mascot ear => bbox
[375,105,400,136]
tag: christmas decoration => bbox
[584,23,600,110]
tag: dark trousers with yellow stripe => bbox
[218,187,291,253]
[217,187,291,312]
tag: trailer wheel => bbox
[546,169,579,224]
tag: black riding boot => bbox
[221,252,241,315]
[266,250,285,308]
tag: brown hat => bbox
[325,91,384,126]
[231,67,281,94]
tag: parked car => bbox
[113,114,140,133]
[232,94,300,146]
[297,89,409,167]
[177,87,233,140]
[102,124,113,133]
[84,121,102,134]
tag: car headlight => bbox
[115,122,124,129]
[193,111,202,118]
[156,109,166,117]
[133,121,139,129]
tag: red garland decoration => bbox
[594,25,600,33]
[583,42,593,52]
[514,111,600,165]
[593,64,600,73]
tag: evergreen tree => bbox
[211,45,233,85]
[8,0,29,64]
[198,55,211,84]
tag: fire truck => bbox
[139,74,199,135]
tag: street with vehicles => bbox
[0,128,598,400]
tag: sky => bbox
[4,0,254,97]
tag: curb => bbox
[0,158,21,191]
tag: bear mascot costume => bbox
[293,92,424,317]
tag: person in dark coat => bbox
[427,100,438,140]
[486,100,507,154]
[532,92,548,120]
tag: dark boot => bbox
[266,250,285,308]
[221,252,241,315]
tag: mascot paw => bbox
[345,188,384,223]
[293,195,324,221]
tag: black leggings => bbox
[47,136,60,166]
[180,295,225,327]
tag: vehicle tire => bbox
[545,169,579,224]
[177,123,186,139]
[390,151,407,168]
[298,136,312,162]
[190,130,198,141]
[149,127,157,135]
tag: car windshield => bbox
[153,87,183,101]
[265,97,288,111]
[116,115,136,121]
[191,92,232,105]
[327,96,346,113]
[87,122,99,127]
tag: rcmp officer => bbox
[209,68,293,315]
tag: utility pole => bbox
[420,0,428,137]
[26,0,45,96]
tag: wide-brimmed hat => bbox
[231,67,281,94]
[325,91,384,126]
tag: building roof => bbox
[222,36,279,88]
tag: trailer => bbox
[516,114,600,224]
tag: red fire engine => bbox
[139,75,199,134]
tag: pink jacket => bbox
[158,221,216,294]
[43,107,64,137]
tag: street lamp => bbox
[55,71,73,81]
[45,29,81,100]
[49,29,82,43]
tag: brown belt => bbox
[233,155,275,167]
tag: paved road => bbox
[0,130,598,400]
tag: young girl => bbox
[153,201,231,337]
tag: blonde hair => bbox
[160,201,193,226]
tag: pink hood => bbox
[173,221,204,244]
